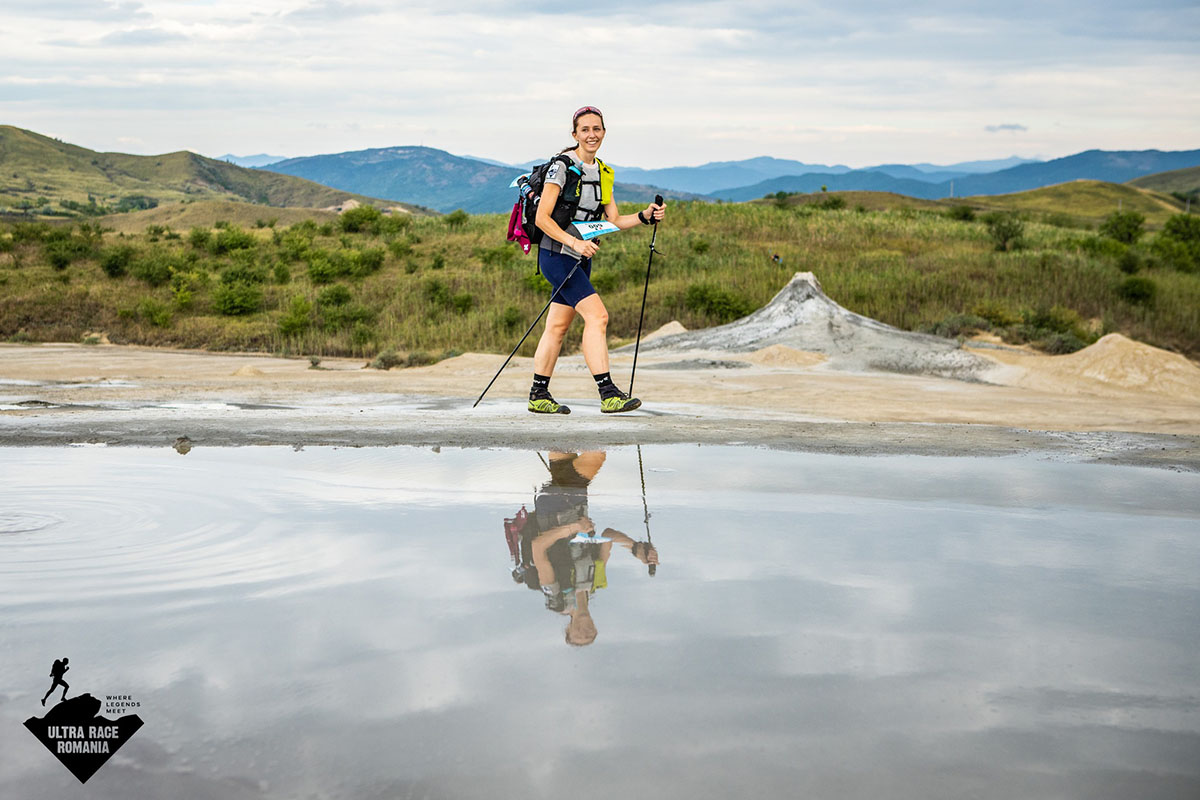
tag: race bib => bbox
[571,220,620,240]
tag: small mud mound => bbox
[633,272,991,379]
[231,365,264,377]
[1012,334,1200,398]
[641,320,688,344]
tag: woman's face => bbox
[572,113,605,155]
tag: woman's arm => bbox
[603,196,665,230]
[535,182,600,259]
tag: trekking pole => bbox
[473,257,583,408]
[628,195,664,396]
[637,444,655,577]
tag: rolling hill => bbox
[1128,166,1200,198]
[0,126,427,216]
[264,146,705,213]
[959,180,1185,225]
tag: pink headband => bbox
[573,105,603,121]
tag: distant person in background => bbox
[772,253,783,265]
[41,657,69,706]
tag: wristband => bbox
[637,210,651,225]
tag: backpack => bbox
[506,154,612,254]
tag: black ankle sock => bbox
[593,372,621,399]
[530,373,551,400]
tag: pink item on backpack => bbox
[506,201,531,254]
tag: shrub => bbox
[522,271,551,292]
[136,297,172,327]
[424,278,451,308]
[210,226,256,254]
[591,270,619,293]
[971,300,1021,328]
[476,244,515,267]
[945,205,976,222]
[431,253,446,270]
[350,322,374,347]
[443,209,470,229]
[1117,249,1142,274]
[983,212,1025,252]
[131,251,173,287]
[317,222,335,236]
[187,226,211,248]
[817,194,846,210]
[212,282,264,315]
[369,350,403,370]
[683,283,754,323]
[99,245,136,278]
[499,305,523,331]
[405,351,436,367]
[339,205,382,234]
[273,262,291,283]
[318,284,352,306]
[46,243,73,270]
[1024,305,1085,336]
[220,261,269,285]
[377,213,411,235]
[1151,213,1200,273]
[925,313,991,339]
[1076,235,1127,260]
[1037,332,1088,355]
[278,296,313,336]
[388,238,412,259]
[1099,210,1146,244]
[322,303,374,331]
[307,254,337,284]
[690,238,711,254]
[353,247,385,277]
[451,291,474,313]
[1116,276,1156,305]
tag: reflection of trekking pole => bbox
[473,257,584,408]
[628,195,664,396]
[637,444,655,577]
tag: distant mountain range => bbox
[716,149,1200,202]
[263,146,707,214]
[260,146,1200,212]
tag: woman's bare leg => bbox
[533,302,576,377]
[574,294,610,376]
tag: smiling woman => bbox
[525,106,666,416]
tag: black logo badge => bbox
[23,658,144,784]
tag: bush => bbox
[945,205,976,222]
[273,262,291,283]
[476,244,515,267]
[925,313,991,339]
[187,226,211,248]
[45,243,73,270]
[431,253,446,270]
[389,238,412,259]
[982,212,1025,252]
[683,283,754,323]
[1035,332,1086,354]
[210,226,256,254]
[131,251,173,287]
[369,350,403,370]
[1151,213,1200,272]
[443,209,469,229]
[499,305,523,331]
[318,284,352,306]
[339,205,382,234]
[1116,276,1156,305]
[1099,210,1146,244]
[971,300,1021,328]
[1117,249,1142,274]
[278,296,313,336]
[212,282,264,315]
[1076,235,1127,260]
[136,297,172,328]
[591,270,619,293]
[690,238,711,254]
[221,261,269,285]
[377,213,411,235]
[424,278,451,308]
[816,195,846,210]
[99,245,136,278]
[322,303,374,331]
[451,291,474,313]
[353,247,385,277]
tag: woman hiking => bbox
[527,105,665,415]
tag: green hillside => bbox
[959,180,1184,226]
[0,126,430,217]
[1128,166,1200,198]
[96,200,340,234]
[2,201,1198,361]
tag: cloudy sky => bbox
[1,1,1197,168]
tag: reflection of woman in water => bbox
[513,451,658,646]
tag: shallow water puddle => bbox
[1,446,1198,799]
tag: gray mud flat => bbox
[1,392,1197,470]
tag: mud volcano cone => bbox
[634,272,991,379]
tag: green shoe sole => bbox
[600,396,642,413]
[528,398,571,414]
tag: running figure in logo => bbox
[527,105,666,415]
[41,657,70,706]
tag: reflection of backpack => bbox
[503,505,529,563]
[506,155,611,254]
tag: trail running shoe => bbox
[528,396,571,415]
[600,390,642,414]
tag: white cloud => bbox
[0,1,1196,166]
